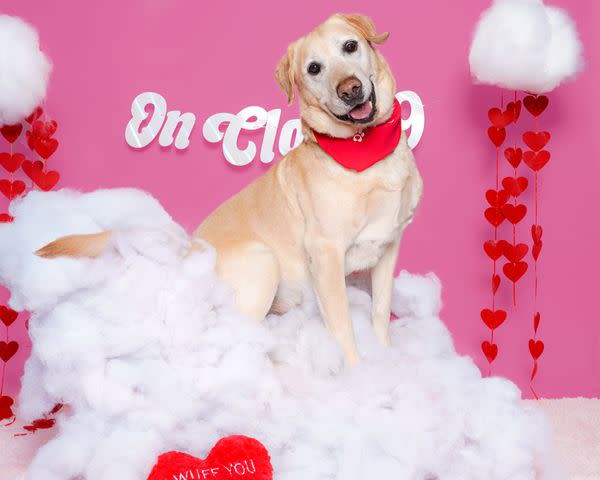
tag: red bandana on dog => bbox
[313,99,402,172]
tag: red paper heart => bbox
[531,225,543,243]
[481,341,498,362]
[0,395,15,422]
[23,418,56,431]
[0,179,26,200]
[25,107,43,124]
[506,100,522,122]
[487,127,506,147]
[528,339,544,360]
[33,170,60,191]
[0,306,18,327]
[0,213,13,223]
[532,240,543,260]
[533,312,541,333]
[484,207,505,227]
[22,160,44,181]
[147,436,273,480]
[503,261,528,282]
[0,152,25,173]
[523,131,551,152]
[523,95,549,117]
[503,243,529,263]
[483,239,508,261]
[0,124,23,143]
[485,189,509,207]
[0,341,19,362]
[500,203,527,224]
[501,176,528,197]
[481,309,506,330]
[488,107,515,128]
[504,147,522,169]
[523,150,550,171]
[34,137,58,159]
[492,274,501,294]
[32,120,57,139]
[25,130,37,151]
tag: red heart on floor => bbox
[483,239,507,261]
[147,436,273,480]
[503,243,529,263]
[528,339,544,360]
[504,147,522,169]
[533,312,541,333]
[0,395,14,422]
[488,107,515,128]
[501,176,528,197]
[503,261,528,282]
[492,274,500,294]
[531,225,543,243]
[487,127,506,147]
[523,95,549,117]
[0,341,19,362]
[23,418,56,432]
[25,107,43,124]
[0,213,13,223]
[0,152,25,173]
[532,240,543,260]
[32,120,58,139]
[523,131,550,152]
[500,203,526,224]
[481,341,498,362]
[0,179,26,200]
[481,309,506,330]
[32,170,60,191]
[0,306,18,327]
[485,189,509,207]
[34,137,58,159]
[523,150,550,171]
[506,100,522,122]
[0,124,23,143]
[484,207,505,227]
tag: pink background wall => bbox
[1,0,598,399]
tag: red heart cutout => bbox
[147,436,273,480]
[503,243,529,263]
[492,274,501,294]
[481,341,498,362]
[481,309,506,330]
[487,127,506,147]
[528,339,544,360]
[25,107,43,124]
[506,100,522,122]
[523,95,549,117]
[34,137,58,159]
[0,179,26,200]
[0,152,25,173]
[533,312,541,333]
[484,207,505,227]
[22,159,44,181]
[483,239,508,261]
[32,120,58,139]
[0,341,19,362]
[0,306,18,327]
[26,130,37,151]
[485,189,509,207]
[523,131,551,152]
[532,240,543,260]
[523,150,550,172]
[501,176,528,197]
[500,204,527,224]
[503,261,528,282]
[504,147,522,169]
[0,213,13,223]
[0,124,23,143]
[33,170,60,191]
[488,107,515,128]
[531,225,543,243]
[0,395,14,422]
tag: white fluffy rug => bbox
[0,189,563,480]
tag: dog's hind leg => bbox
[216,242,280,321]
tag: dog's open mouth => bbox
[335,86,377,125]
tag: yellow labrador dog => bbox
[38,14,423,365]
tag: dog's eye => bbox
[343,40,358,53]
[307,62,321,75]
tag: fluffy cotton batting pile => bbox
[0,189,563,480]
[469,0,584,93]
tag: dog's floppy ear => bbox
[275,41,298,105]
[36,231,113,259]
[339,14,389,45]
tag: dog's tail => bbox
[36,231,113,259]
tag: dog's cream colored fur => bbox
[37,14,423,365]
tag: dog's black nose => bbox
[337,76,363,105]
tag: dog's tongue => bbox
[349,100,373,120]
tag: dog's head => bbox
[276,14,396,138]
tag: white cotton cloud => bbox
[0,15,51,125]
[0,189,564,480]
[469,0,584,93]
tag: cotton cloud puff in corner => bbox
[0,15,51,125]
[469,0,584,93]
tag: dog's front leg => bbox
[307,239,360,365]
[370,237,401,346]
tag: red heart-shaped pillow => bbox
[147,436,273,480]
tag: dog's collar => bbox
[313,99,402,173]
